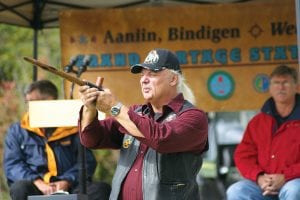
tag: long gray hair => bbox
[170,70,196,105]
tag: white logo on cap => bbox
[144,50,159,64]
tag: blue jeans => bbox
[226,178,300,200]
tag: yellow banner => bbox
[59,0,297,111]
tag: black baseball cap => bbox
[131,48,181,74]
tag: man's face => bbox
[140,68,177,103]
[269,75,298,104]
[25,90,54,102]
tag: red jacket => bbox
[234,94,300,182]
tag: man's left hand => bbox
[262,174,285,196]
[50,180,71,192]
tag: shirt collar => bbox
[140,93,185,116]
[261,93,300,120]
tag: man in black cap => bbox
[78,48,209,200]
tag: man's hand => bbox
[50,180,71,192]
[263,174,285,195]
[33,179,71,195]
[79,78,114,130]
[257,173,285,196]
[33,179,56,195]
[79,77,105,112]
[79,85,99,111]
[79,85,100,130]
[95,88,118,114]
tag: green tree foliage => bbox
[0,24,63,124]
[0,24,62,97]
[0,25,33,81]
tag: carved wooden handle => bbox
[24,56,103,90]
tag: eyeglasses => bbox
[270,81,294,87]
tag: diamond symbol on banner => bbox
[249,24,263,39]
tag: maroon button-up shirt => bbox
[79,94,208,200]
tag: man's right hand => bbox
[257,173,281,196]
[79,77,103,111]
[79,85,99,110]
[33,179,56,195]
[79,85,99,130]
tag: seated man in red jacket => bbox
[226,65,300,200]
[3,80,111,200]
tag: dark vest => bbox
[110,101,203,200]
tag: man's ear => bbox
[169,74,178,87]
